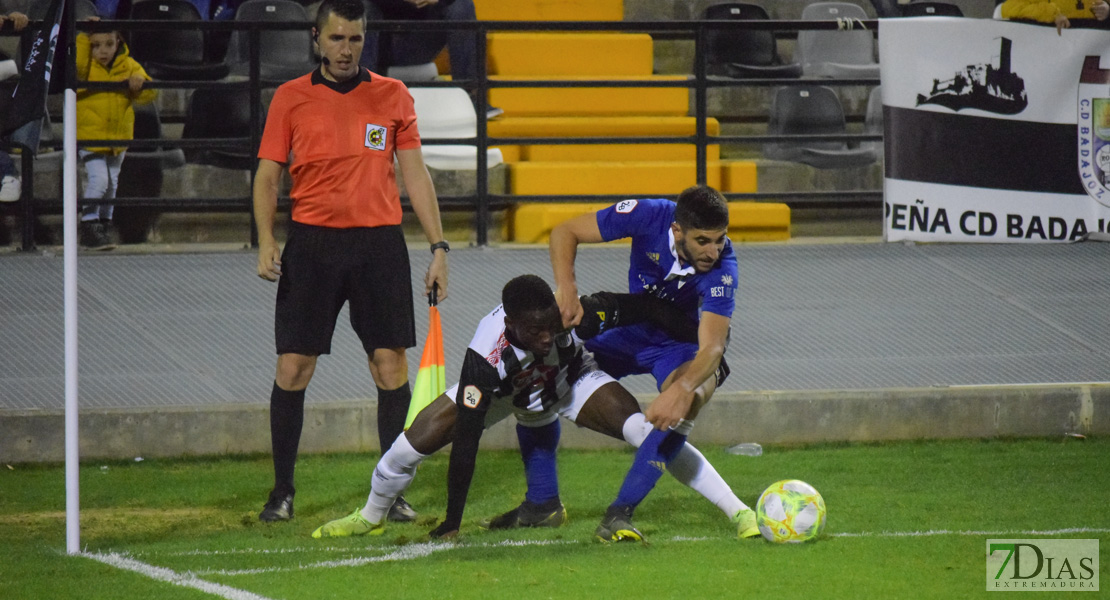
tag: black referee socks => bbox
[269,382,306,495]
[377,382,412,455]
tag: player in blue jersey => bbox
[548,185,758,542]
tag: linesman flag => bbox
[405,283,445,429]
[2,0,68,151]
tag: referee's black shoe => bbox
[387,496,418,522]
[259,489,294,522]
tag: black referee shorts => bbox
[275,222,415,356]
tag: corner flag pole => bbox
[61,0,79,554]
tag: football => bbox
[755,479,827,543]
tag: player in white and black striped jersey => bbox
[311,274,747,539]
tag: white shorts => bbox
[446,353,615,429]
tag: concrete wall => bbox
[3,384,1105,463]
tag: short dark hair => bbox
[316,0,365,33]
[502,275,556,319]
[674,185,729,231]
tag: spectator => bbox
[1000,0,1110,34]
[1,6,30,208]
[75,24,156,249]
[0,2,30,77]
[93,0,122,18]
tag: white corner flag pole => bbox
[63,84,79,554]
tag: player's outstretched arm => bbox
[550,213,604,328]
[253,159,284,281]
[398,148,449,302]
[646,311,730,430]
[432,405,485,537]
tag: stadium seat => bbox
[902,1,964,17]
[864,85,883,161]
[701,3,801,79]
[127,0,231,80]
[114,104,185,244]
[408,87,503,170]
[227,0,318,82]
[181,87,264,171]
[796,2,881,79]
[764,85,876,169]
[386,62,439,82]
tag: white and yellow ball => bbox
[755,479,827,543]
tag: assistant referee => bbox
[252,0,449,522]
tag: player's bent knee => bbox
[621,413,651,447]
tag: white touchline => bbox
[116,527,1110,580]
[198,539,578,576]
[82,551,278,600]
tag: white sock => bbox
[620,413,747,519]
[0,60,18,81]
[362,433,425,524]
[669,442,748,519]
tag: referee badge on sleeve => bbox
[365,124,387,151]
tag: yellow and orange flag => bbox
[405,285,445,429]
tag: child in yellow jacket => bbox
[76,27,156,249]
[1001,0,1110,35]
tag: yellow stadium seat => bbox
[489,76,691,117]
[488,33,653,77]
[523,144,720,163]
[489,116,720,138]
[475,0,623,21]
[510,161,723,196]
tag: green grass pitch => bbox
[1,437,1106,599]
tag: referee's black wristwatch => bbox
[430,241,450,255]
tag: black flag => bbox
[2,0,68,152]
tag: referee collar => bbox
[311,66,372,94]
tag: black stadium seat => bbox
[702,3,801,79]
[181,87,265,171]
[227,0,318,82]
[127,0,230,81]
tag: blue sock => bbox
[612,428,688,511]
[517,420,560,505]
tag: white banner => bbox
[880,18,1110,242]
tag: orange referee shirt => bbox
[258,68,422,229]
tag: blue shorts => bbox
[585,324,697,391]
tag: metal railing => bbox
[1,17,882,249]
